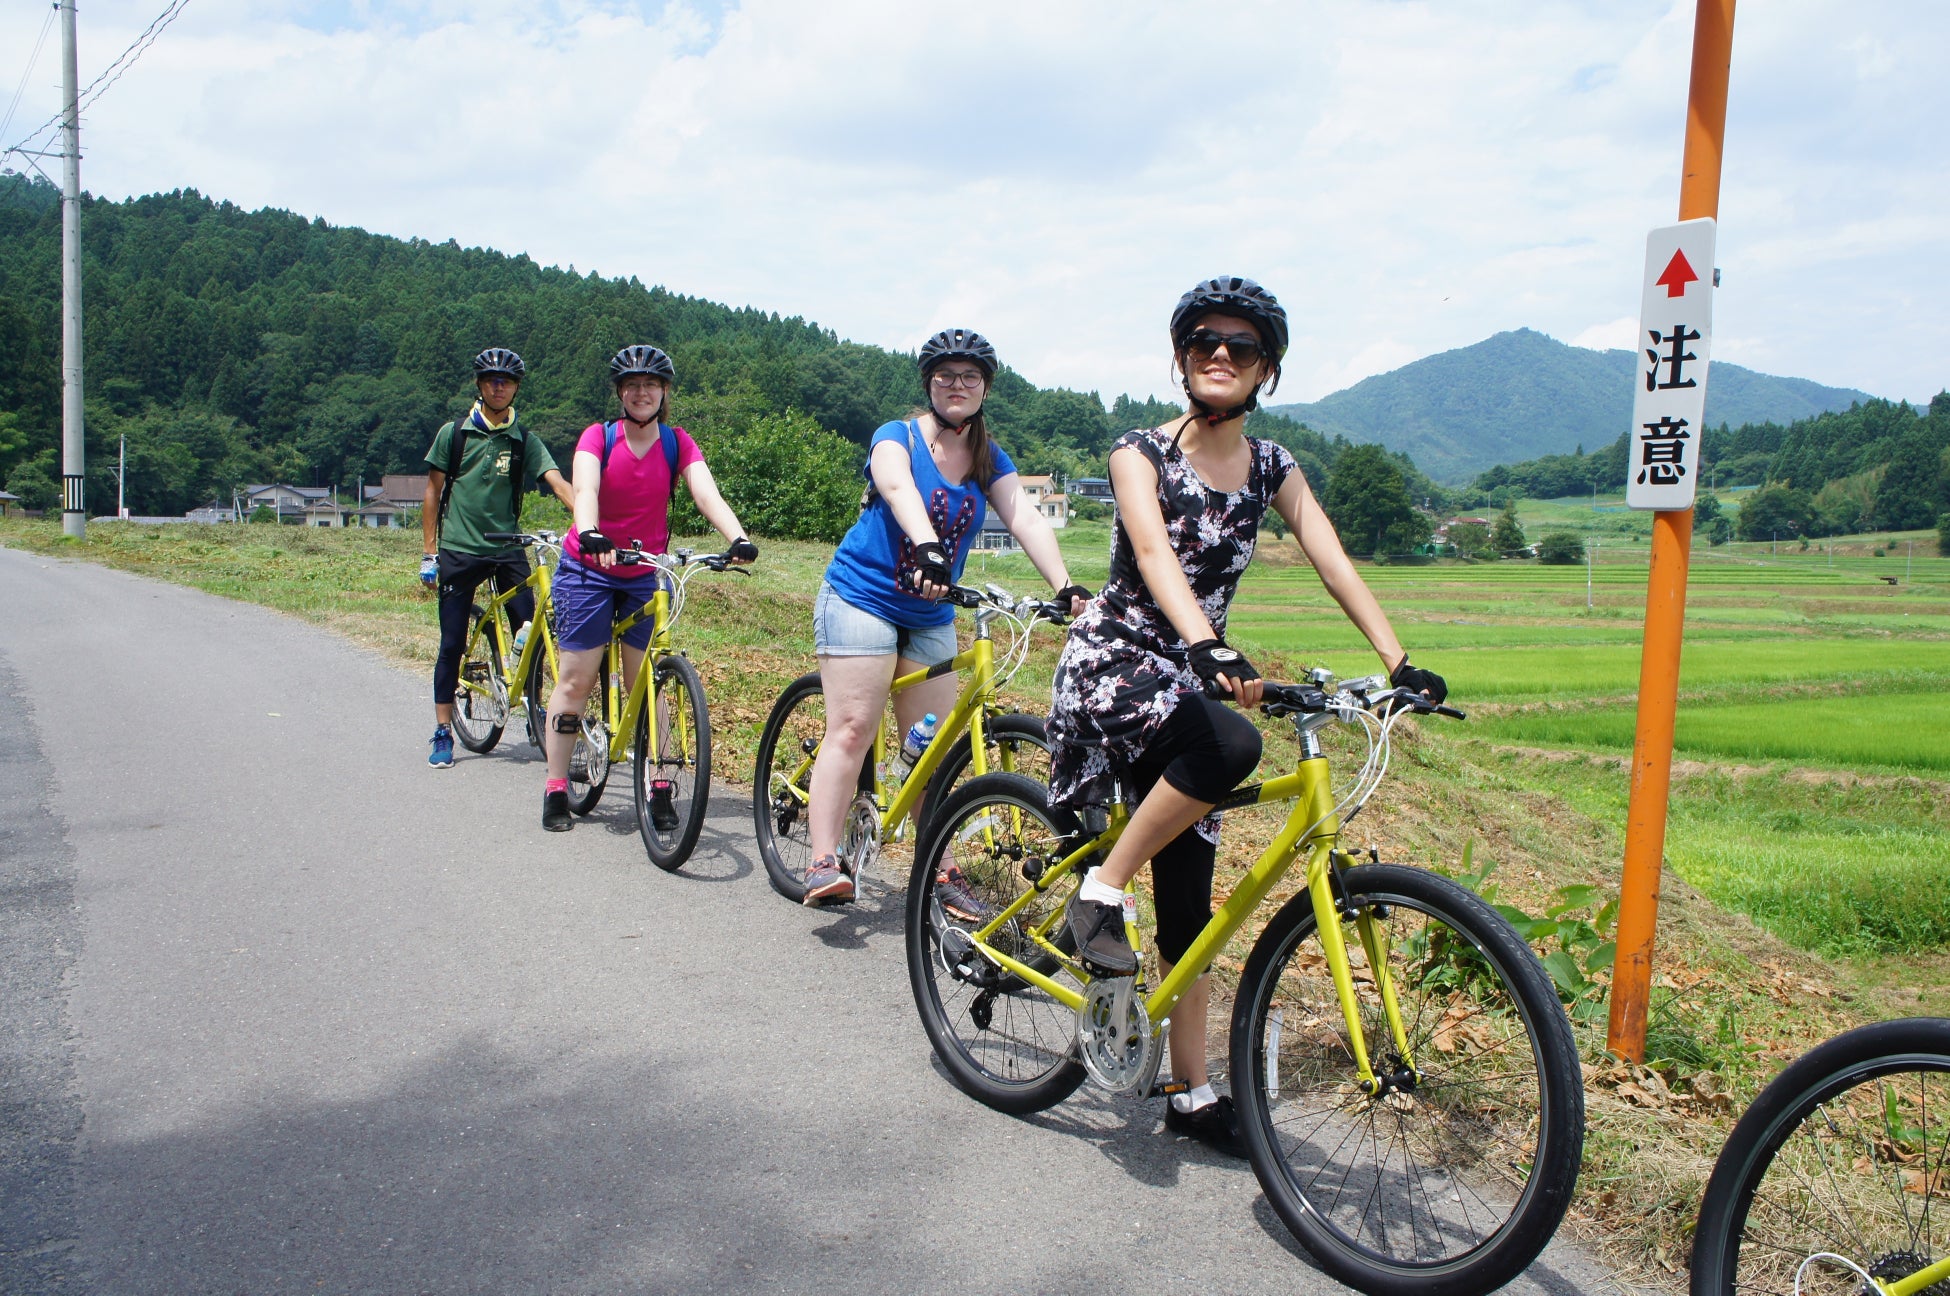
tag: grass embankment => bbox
[6,510,1948,1291]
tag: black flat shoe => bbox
[1163,1092,1248,1159]
[543,789,573,832]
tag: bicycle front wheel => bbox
[906,773,1089,1115]
[1231,863,1582,1296]
[451,604,507,754]
[635,654,711,872]
[522,629,557,751]
[1690,1016,1950,1296]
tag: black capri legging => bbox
[1126,693,1262,965]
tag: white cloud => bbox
[1572,317,1639,352]
[2,0,1945,407]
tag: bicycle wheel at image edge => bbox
[1690,1016,1950,1296]
[906,773,1089,1115]
[450,605,507,753]
[523,630,557,751]
[1230,863,1583,1296]
[635,654,711,872]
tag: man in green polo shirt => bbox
[421,347,575,768]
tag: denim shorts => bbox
[813,581,958,667]
[553,557,664,653]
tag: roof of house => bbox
[243,483,332,500]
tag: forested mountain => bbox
[1472,396,1950,539]
[7,176,1378,521]
[1266,328,1876,483]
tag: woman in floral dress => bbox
[1047,276,1446,1155]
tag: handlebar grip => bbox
[482,531,524,542]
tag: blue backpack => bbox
[601,420,680,488]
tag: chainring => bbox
[577,720,611,787]
[1077,975,1156,1092]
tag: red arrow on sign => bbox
[1656,248,1700,298]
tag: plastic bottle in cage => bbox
[893,713,938,783]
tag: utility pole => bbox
[1586,537,1595,610]
[1907,540,1913,583]
[59,0,86,538]
[116,433,125,517]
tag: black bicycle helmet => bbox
[918,328,999,381]
[1169,276,1290,359]
[609,344,677,387]
[472,347,526,380]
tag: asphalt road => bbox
[0,545,1625,1295]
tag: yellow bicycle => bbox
[549,543,741,871]
[752,582,1066,904]
[450,529,563,755]
[906,671,1583,1296]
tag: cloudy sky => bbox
[3,0,1945,407]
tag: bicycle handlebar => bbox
[1261,678,1465,722]
[482,529,563,547]
[943,583,1070,625]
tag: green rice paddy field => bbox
[1222,529,1950,960]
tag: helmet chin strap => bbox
[1181,379,1258,427]
[929,400,977,433]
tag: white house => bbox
[1017,474,1068,529]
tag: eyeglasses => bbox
[930,369,986,389]
[1182,329,1265,369]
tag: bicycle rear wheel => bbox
[635,654,711,872]
[522,630,557,751]
[906,773,1089,1115]
[1231,864,1582,1296]
[1690,1017,1950,1296]
[451,605,507,753]
[566,658,610,815]
[752,672,869,902]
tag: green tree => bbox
[1706,515,1733,545]
[1323,444,1429,557]
[682,410,862,543]
[5,454,58,511]
[1736,482,1815,541]
[1872,432,1943,531]
[1938,513,1950,557]
[1446,520,1491,557]
[1537,532,1584,564]
[1490,501,1527,555]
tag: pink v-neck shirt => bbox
[563,422,703,574]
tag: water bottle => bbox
[510,620,531,661]
[893,713,938,783]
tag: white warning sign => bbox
[1626,218,1716,511]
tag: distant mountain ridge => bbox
[1266,328,1877,483]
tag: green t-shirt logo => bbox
[494,450,512,477]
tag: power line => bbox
[0,3,58,147]
[2,0,191,159]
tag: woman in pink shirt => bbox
[542,345,757,831]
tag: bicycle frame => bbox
[1884,1258,1950,1295]
[458,551,559,711]
[771,593,1048,855]
[952,731,1415,1097]
[594,578,679,764]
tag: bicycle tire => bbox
[566,657,610,815]
[752,672,868,902]
[906,772,1089,1115]
[635,654,711,872]
[522,626,557,751]
[1230,864,1583,1296]
[1690,1016,1950,1296]
[450,604,507,753]
[920,712,1051,840]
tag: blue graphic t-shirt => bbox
[823,419,1018,628]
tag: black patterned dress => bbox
[1046,425,1296,843]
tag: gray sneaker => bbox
[1065,895,1137,976]
[934,865,993,923]
[803,855,855,906]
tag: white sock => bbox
[1171,1083,1218,1114]
[1078,868,1124,908]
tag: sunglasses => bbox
[1182,329,1266,369]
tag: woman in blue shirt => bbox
[801,329,1090,906]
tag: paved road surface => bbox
[0,545,1626,1295]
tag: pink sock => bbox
[546,778,569,794]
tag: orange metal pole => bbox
[1606,0,1735,1064]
